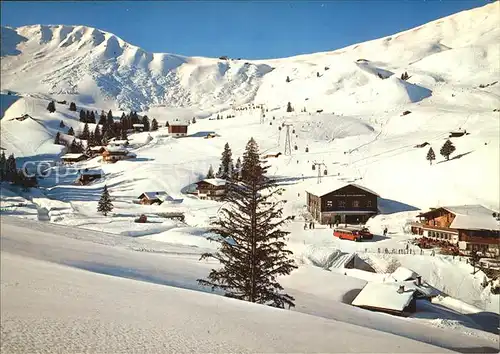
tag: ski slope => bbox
[1,216,498,352]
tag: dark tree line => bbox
[0,152,37,190]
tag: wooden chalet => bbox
[352,282,418,317]
[77,168,103,185]
[101,146,136,163]
[306,181,379,225]
[195,178,226,201]
[61,153,89,164]
[88,146,105,156]
[411,205,500,257]
[168,123,188,137]
[137,191,169,205]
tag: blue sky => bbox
[1,0,490,59]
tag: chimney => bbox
[416,276,422,286]
[397,285,405,294]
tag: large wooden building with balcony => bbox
[306,182,379,225]
[195,178,227,201]
[411,205,500,257]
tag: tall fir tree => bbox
[54,132,61,145]
[81,123,90,140]
[219,143,233,180]
[98,111,107,126]
[165,121,170,128]
[59,120,65,128]
[67,127,75,136]
[440,139,456,161]
[94,125,102,146]
[151,118,159,131]
[234,157,242,180]
[426,147,436,165]
[5,154,17,182]
[206,165,215,179]
[0,151,6,181]
[97,185,113,216]
[69,102,77,111]
[107,111,114,126]
[198,138,297,308]
[88,131,95,147]
[286,102,293,112]
[142,115,150,131]
[47,101,56,113]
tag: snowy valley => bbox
[1,2,500,353]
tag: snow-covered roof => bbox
[105,146,128,153]
[80,168,103,176]
[61,153,87,159]
[352,282,416,312]
[89,146,105,151]
[132,124,144,127]
[390,267,419,282]
[197,178,227,187]
[108,140,128,145]
[445,205,500,231]
[139,191,169,200]
[306,180,380,197]
[383,280,439,298]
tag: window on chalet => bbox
[352,200,359,208]
[367,200,372,207]
[338,200,346,208]
[326,200,333,208]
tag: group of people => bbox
[304,221,316,230]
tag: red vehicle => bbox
[349,227,373,240]
[334,228,361,242]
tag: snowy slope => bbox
[2,216,498,352]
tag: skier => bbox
[304,222,308,230]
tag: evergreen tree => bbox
[286,76,291,83]
[98,111,107,126]
[142,115,150,131]
[97,185,113,216]
[206,165,215,179]
[192,117,197,124]
[59,120,65,128]
[67,127,75,136]
[78,141,85,154]
[107,109,113,120]
[94,125,102,146]
[426,147,436,165]
[165,121,170,128]
[470,250,480,275]
[151,118,159,131]
[317,72,320,77]
[0,151,6,181]
[234,157,242,180]
[286,102,293,113]
[107,111,114,126]
[216,165,223,178]
[120,129,128,141]
[79,109,86,122]
[81,123,90,140]
[219,143,234,180]
[5,154,17,182]
[440,139,456,161]
[54,132,61,145]
[88,131,95,147]
[69,139,78,153]
[47,101,56,113]
[69,102,77,111]
[87,111,95,124]
[401,71,410,81]
[198,137,297,308]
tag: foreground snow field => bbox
[1,216,499,352]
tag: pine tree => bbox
[426,147,436,165]
[317,72,320,77]
[165,121,170,128]
[67,127,75,136]
[88,131,95,147]
[59,120,65,128]
[81,123,90,140]
[47,101,56,113]
[69,102,77,111]
[192,117,197,124]
[234,157,242,180]
[97,185,113,216]
[94,125,102,146]
[219,143,233,180]
[98,111,107,126]
[206,165,215,179]
[151,118,159,131]
[440,139,456,161]
[54,132,61,145]
[69,139,78,153]
[0,151,6,181]
[107,110,113,121]
[286,102,293,113]
[198,138,297,308]
[5,154,17,182]
[286,76,291,83]
[107,111,114,127]
[120,129,128,141]
[142,115,150,131]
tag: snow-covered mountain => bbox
[1,2,499,111]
